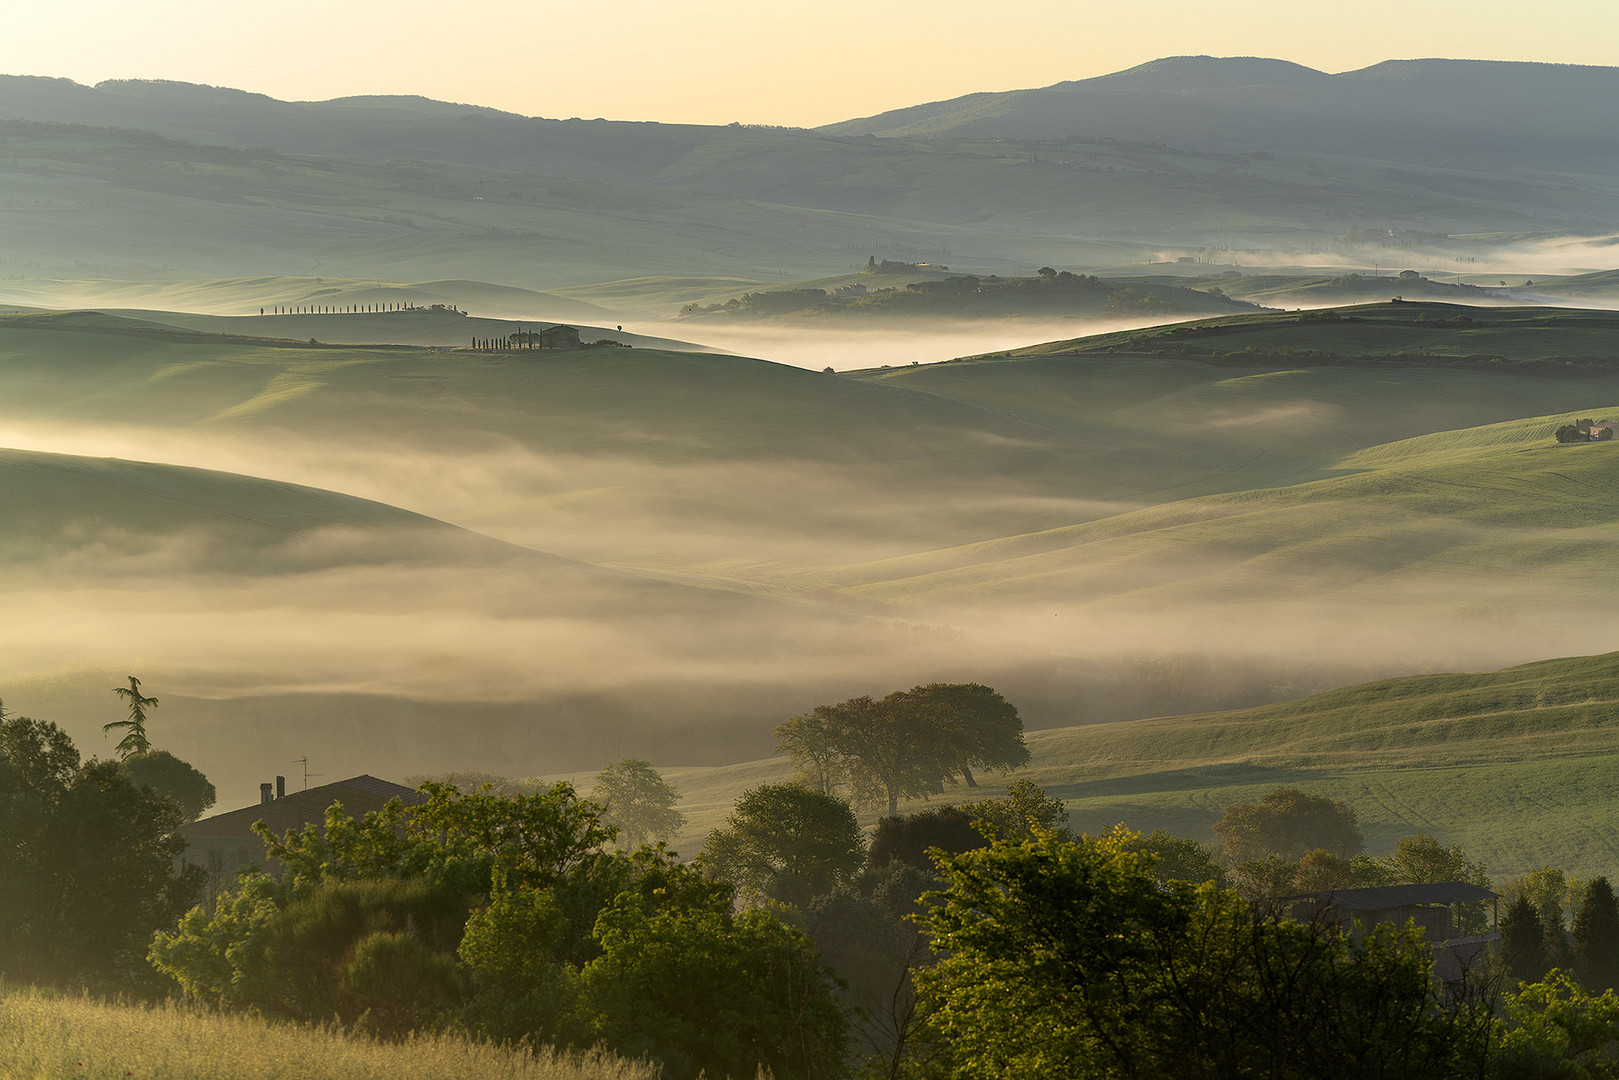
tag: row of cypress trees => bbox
[1502,877,1619,988]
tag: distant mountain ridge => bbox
[0,57,1616,295]
[819,55,1619,165]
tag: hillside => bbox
[10,310,1619,805]
[0,60,1617,302]
[674,267,1263,324]
[822,56,1619,168]
[602,650,1619,882]
[994,301,1619,368]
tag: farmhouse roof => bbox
[1303,882,1499,910]
[177,774,426,844]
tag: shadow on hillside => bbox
[1046,761,1324,801]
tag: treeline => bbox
[19,686,1619,1078]
[672,270,1219,323]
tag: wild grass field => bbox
[0,983,653,1080]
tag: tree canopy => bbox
[1211,786,1364,864]
[1,713,200,988]
[104,675,158,759]
[701,784,866,907]
[121,749,216,821]
[775,683,1029,815]
[589,757,686,850]
[915,826,1492,1080]
[151,780,847,1078]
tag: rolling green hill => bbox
[10,310,1619,807]
[990,301,1619,368]
[572,650,1619,882]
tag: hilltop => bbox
[992,301,1619,369]
[9,311,1619,803]
[0,59,1617,300]
[821,56,1619,166]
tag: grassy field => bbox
[998,301,1619,366]
[0,983,653,1080]
[9,308,1619,808]
[566,650,1619,882]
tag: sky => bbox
[4,0,1618,127]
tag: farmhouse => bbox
[1288,882,1500,989]
[177,774,424,889]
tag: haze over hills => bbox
[8,306,1619,803]
[593,649,1619,881]
[0,56,1617,313]
[822,56,1619,161]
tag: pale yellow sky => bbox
[4,0,1617,126]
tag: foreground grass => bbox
[0,985,655,1080]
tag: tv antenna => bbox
[291,757,324,790]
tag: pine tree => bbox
[1574,876,1619,991]
[1500,895,1549,983]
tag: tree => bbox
[905,683,1030,788]
[590,757,686,850]
[121,749,216,821]
[1211,787,1363,864]
[963,778,1070,841]
[1117,828,1225,888]
[1574,877,1619,992]
[1,714,200,989]
[775,710,844,794]
[583,894,848,1080]
[773,684,1030,815]
[1383,833,1493,933]
[104,675,158,759]
[701,784,865,907]
[914,826,1492,1080]
[1501,895,1551,984]
[867,805,986,871]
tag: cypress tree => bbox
[1501,895,1549,983]
[1575,876,1619,991]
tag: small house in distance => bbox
[177,774,425,890]
[1288,882,1500,990]
[540,324,581,349]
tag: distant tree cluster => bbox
[775,683,1030,815]
[677,271,1121,322]
[1556,418,1613,443]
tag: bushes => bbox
[152,786,849,1077]
[915,827,1494,1080]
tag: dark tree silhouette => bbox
[1501,895,1550,983]
[1574,877,1619,991]
[104,675,158,760]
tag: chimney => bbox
[276,775,286,800]
[260,782,274,805]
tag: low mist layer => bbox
[7,314,1619,806]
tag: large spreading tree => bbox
[775,683,1029,815]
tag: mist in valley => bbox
[1,54,1618,822]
